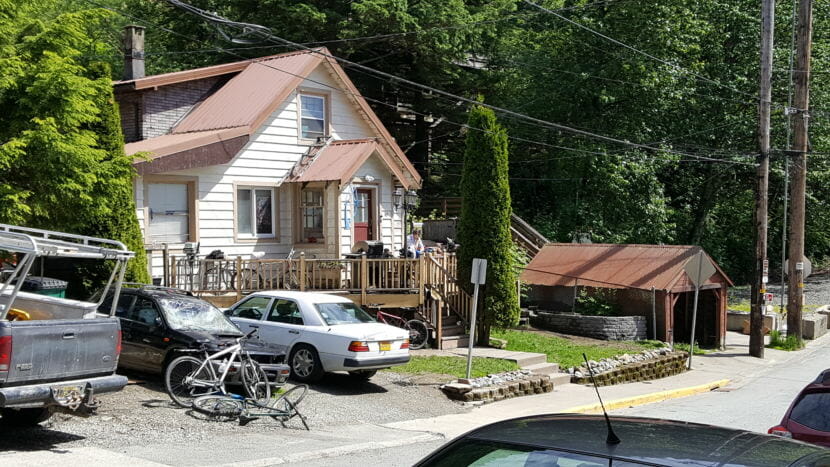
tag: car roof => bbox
[439,414,828,467]
[247,290,354,304]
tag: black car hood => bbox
[176,330,282,357]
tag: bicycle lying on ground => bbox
[191,385,309,430]
[164,329,270,407]
[366,304,430,350]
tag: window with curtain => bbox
[300,94,326,140]
[237,187,275,238]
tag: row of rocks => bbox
[567,346,674,378]
[441,372,553,403]
[454,369,534,389]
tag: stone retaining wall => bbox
[442,374,553,403]
[530,311,647,340]
[572,351,689,386]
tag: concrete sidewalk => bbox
[386,331,825,439]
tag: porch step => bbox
[441,334,470,350]
[513,353,547,368]
[523,362,560,375]
[548,372,573,387]
[441,324,466,336]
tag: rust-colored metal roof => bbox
[286,139,400,186]
[124,127,248,158]
[172,51,323,134]
[117,47,421,188]
[521,243,733,292]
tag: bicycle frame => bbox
[185,340,248,393]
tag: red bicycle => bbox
[367,305,430,350]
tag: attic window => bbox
[300,94,326,140]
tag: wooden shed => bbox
[520,244,734,348]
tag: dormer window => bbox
[300,94,326,140]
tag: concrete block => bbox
[803,314,828,340]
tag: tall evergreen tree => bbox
[458,105,518,343]
[0,2,148,294]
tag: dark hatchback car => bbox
[416,414,830,467]
[769,369,830,447]
[97,285,286,380]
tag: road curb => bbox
[561,379,731,414]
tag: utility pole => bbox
[787,0,813,346]
[751,0,775,358]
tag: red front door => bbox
[354,189,373,242]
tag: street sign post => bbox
[466,258,487,379]
[684,250,716,369]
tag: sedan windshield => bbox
[315,302,376,326]
[159,297,242,335]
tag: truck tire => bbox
[1,407,52,427]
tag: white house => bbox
[115,48,422,279]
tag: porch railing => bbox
[168,254,423,299]
[424,254,473,341]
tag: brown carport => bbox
[520,243,734,348]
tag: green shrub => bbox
[574,287,619,316]
[768,330,803,351]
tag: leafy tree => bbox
[458,105,519,343]
[0,1,147,294]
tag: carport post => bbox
[651,287,656,340]
[688,252,703,369]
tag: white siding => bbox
[136,62,406,279]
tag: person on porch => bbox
[406,229,424,258]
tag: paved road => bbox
[611,339,830,432]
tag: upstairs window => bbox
[300,94,326,140]
[237,187,275,239]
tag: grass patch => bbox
[491,330,665,369]
[768,330,804,351]
[673,342,712,355]
[387,355,519,378]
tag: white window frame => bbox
[299,93,327,141]
[235,186,277,240]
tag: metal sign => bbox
[471,258,488,285]
[684,252,716,288]
[764,293,774,302]
[466,257,487,378]
[784,257,812,279]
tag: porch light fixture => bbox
[393,187,404,210]
[405,190,418,209]
[364,174,375,182]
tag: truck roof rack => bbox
[0,224,134,260]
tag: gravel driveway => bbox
[731,271,830,306]
[0,370,467,451]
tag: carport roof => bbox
[520,243,733,292]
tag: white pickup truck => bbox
[0,225,131,426]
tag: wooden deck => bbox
[167,253,474,348]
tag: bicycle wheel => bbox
[191,395,244,422]
[270,385,309,430]
[406,319,430,350]
[165,356,216,408]
[241,360,271,404]
[230,268,264,291]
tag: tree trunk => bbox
[687,172,719,244]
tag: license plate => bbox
[53,384,83,401]
[379,341,391,351]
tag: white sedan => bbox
[226,291,410,382]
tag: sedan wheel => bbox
[290,345,324,383]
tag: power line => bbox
[82,0,756,168]
[158,0,758,167]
